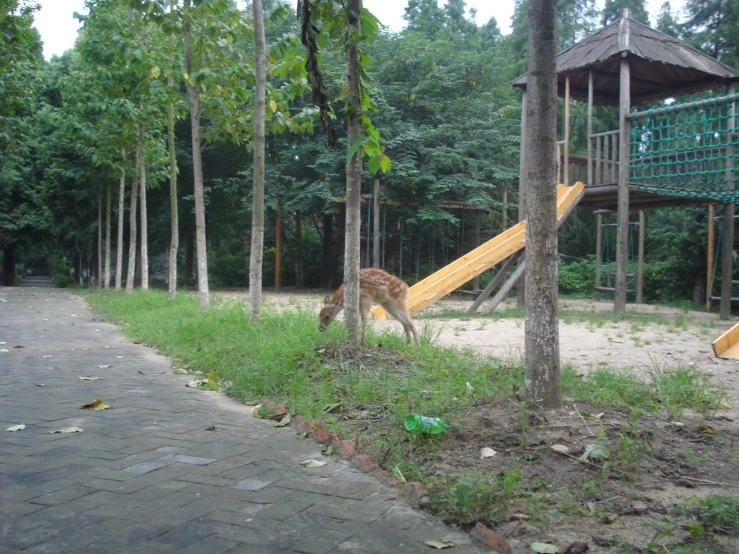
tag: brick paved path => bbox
[0,287,485,553]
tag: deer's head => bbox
[318,294,343,331]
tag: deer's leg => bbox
[360,294,372,345]
[382,302,419,346]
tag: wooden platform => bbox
[712,322,739,358]
[579,183,703,212]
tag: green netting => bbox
[629,93,739,203]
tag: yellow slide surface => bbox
[712,322,739,358]
[373,182,586,320]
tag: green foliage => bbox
[558,257,596,295]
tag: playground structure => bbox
[369,10,739,358]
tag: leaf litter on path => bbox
[50,427,84,434]
[300,459,328,468]
[79,399,115,411]
[7,424,25,432]
[79,376,103,381]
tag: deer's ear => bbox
[335,297,344,307]
[323,294,331,305]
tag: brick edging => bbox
[259,402,428,507]
[259,402,516,552]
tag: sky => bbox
[34,0,687,61]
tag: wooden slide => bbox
[373,182,586,320]
[712,323,739,358]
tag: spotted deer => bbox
[319,268,419,346]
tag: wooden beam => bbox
[587,70,593,186]
[721,83,736,320]
[614,54,631,316]
[480,261,526,315]
[595,213,602,301]
[707,203,715,310]
[564,74,571,186]
[467,252,521,314]
[275,212,282,289]
[636,210,645,303]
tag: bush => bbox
[209,253,248,288]
[558,257,595,295]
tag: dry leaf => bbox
[717,401,730,410]
[480,447,497,458]
[96,365,111,369]
[0,349,8,353]
[116,356,124,359]
[300,459,328,468]
[551,444,571,455]
[205,425,216,431]
[47,366,57,370]
[424,540,453,549]
[78,376,103,381]
[321,445,334,456]
[580,443,610,462]
[43,355,52,359]
[185,379,206,388]
[172,368,189,375]
[35,383,45,387]
[79,399,115,411]
[51,427,84,434]
[274,414,291,427]
[7,424,25,432]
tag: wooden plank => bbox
[637,210,645,303]
[587,70,593,187]
[712,322,739,358]
[467,252,522,314]
[480,261,526,315]
[564,74,570,186]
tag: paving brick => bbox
[177,535,240,554]
[160,453,216,465]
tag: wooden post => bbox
[636,210,645,303]
[595,212,603,301]
[275,212,282,289]
[373,178,380,268]
[467,253,521,314]
[595,136,602,186]
[472,210,481,290]
[564,74,571,186]
[614,15,631,315]
[587,70,593,186]
[721,84,736,320]
[707,203,715,310]
[517,89,528,308]
[480,261,526,315]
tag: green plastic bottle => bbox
[404,414,449,435]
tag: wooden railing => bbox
[590,130,621,186]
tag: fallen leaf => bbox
[0,349,8,353]
[7,424,25,432]
[116,356,124,359]
[0,341,6,344]
[466,382,473,392]
[295,432,308,439]
[531,543,561,554]
[14,345,24,349]
[424,540,453,549]
[300,459,328,468]
[79,399,115,411]
[51,427,84,434]
[599,513,618,524]
[323,402,343,413]
[507,513,530,521]
[35,383,45,387]
[580,443,610,462]
[205,425,216,431]
[480,447,497,458]
[551,444,571,455]
[185,379,206,388]
[172,368,189,375]
[274,414,291,427]
[43,355,52,359]
[47,366,57,370]
[78,376,103,381]
[321,445,334,456]
[717,401,730,410]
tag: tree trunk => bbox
[184,0,209,308]
[249,0,267,320]
[524,0,561,409]
[294,212,304,288]
[167,78,179,299]
[105,181,112,290]
[321,214,334,288]
[1,244,16,286]
[97,187,102,288]
[343,0,363,343]
[115,148,126,290]
[138,120,149,291]
[125,154,139,292]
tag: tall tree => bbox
[524,0,561,408]
[183,0,210,308]
[249,0,267,320]
[601,0,649,26]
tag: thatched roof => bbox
[511,15,739,105]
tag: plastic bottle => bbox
[404,414,449,435]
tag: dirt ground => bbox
[217,289,739,552]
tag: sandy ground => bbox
[218,289,739,421]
